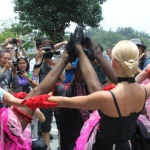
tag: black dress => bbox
[93,90,146,150]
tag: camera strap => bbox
[3,79,10,89]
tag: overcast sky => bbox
[0,0,150,34]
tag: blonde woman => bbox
[46,40,147,150]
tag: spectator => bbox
[0,49,12,92]
[105,47,112,63]
[12,56,37,93]
[131,38,150,73]
[4,37,28,60]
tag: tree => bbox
[13,0,106,43]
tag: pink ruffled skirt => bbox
[0,108,32,150]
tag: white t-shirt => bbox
[29,58,39,84]
[0,88,6,103]
[29,58,36,72]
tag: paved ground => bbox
[50,117,60,150]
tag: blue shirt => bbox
[63,59,78,84]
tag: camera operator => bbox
[0,49,13,108]
[12,56,38,93]
[32,39,65,150]
[0,49,13,91]
[3,37,28,60]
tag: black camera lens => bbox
[43,51,53,58]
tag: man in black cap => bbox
[131,38,150,73]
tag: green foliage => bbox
[13,0,106,43]
[89,27,150,51]
[0,30,17,45]
[10,22,33,36]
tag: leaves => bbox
[13,0,106,42]
[89,27,150,51]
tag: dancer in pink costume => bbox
[0,90,57,149]
[136,66,150,133]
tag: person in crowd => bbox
[105,47,112,63]
[30,38,67,72]
[0,49,12,92]
[44,40,148,150]
[130,38,150,73]
[12,56,38,93]
[3,37,28,60]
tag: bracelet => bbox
[12,106,33,124]
[34,63,42,69]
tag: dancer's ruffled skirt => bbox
[74,110,100,150]
[0,108,32,150]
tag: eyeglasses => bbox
[7,47,14,51]
[17,56,26,59]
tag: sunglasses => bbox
[17,56,26,59]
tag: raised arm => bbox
[48,90,107,110]
[25,50,69,98]
[136,64,150,83]
[74,44,101,93]
[93,42,117,84]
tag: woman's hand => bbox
[21,94,58,110]
[22,71,28,78]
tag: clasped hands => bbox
[21,93,58,110]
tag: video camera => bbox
[42,47,60,58]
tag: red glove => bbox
[21,94,58,110]
[13,92,27,99]
[103,84,116,91]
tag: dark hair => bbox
[41,39,54,50]
[36,38,54,50]
[0,49,10,57]
[36,38,46,48]
[17,57,29,72]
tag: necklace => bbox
[117,77,135,83]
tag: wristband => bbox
[34,63,42,69]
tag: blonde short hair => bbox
[112,40,139,77]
